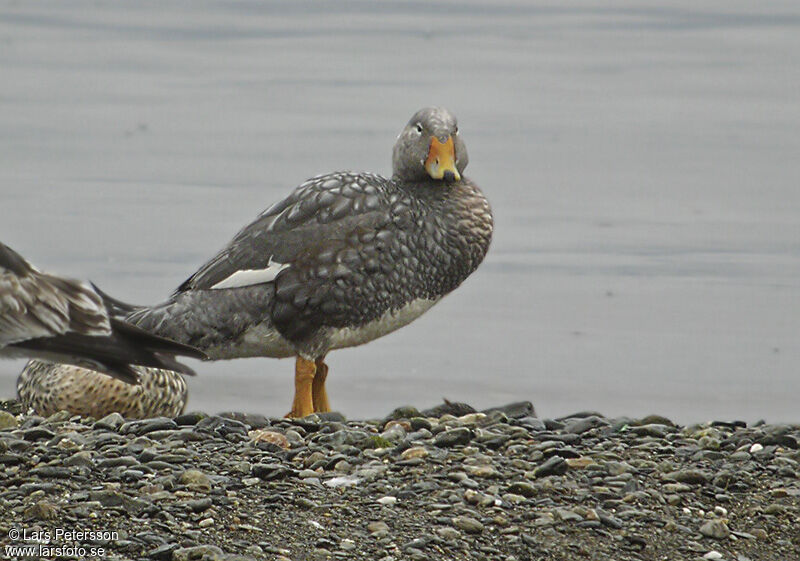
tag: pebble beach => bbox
[1,399,798,561]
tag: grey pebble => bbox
[452,515,484,534]
[534,456,568,477]
[699,519,731,539]
[434,427,472,447]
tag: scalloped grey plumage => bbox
[129,107,493,361]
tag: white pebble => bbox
[377,496,398,505]
[714,506,728,517]
[749,443,763,453]
[703,551,723,560]
[324,475,360,488]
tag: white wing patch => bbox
[210,257,290,290]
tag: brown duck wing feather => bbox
[0,241,206,383]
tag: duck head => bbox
[392,107,469,184]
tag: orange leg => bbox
[286,356,316,418]
[312,357,330,413]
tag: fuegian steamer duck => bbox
[128,107,493,417]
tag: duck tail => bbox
[90,282,146,318]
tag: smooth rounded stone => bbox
[421,400,476,418]
[436,526,462,541]
[63,450,94,468]
[711,471,741,489]
[30,466,74,478]
[180,469,213,491]
[501,493,528,505]
[252,463,295,481]
[408,417,432,431]
[506,481,537,498]
[0,411,19,430]
[93,412,125,431]
[454,412,488,427]
[534,440,563,452]
[534,512,556,527]
[702,551,723,560]
[367,521,390,535]
[120,417,178,436]
[333,459,353,473]
[384,406,421,422]
[749,443,764,454]
[603,460,633,475]
[150,450,192,464]
[554,508,583,522]
[460,477,480,490]
[447,470,468,483]
[174,412,208,426]
[699,519,730,539]
[663,469,709,485]
[630,424,673,438]
[0,452,24,465]
[434,427,472,448]
[452,515,484,534]
[315,411,347,423]
[463,489,496,507]
[20,427,56,441]
[24,500,59,520]
[219,412,269,429]
[376,496,397,506]
[566,457,595,469]
[20,415,45,428]
[147,542,180,561]
[534,456,568,478]
[638,414,676,427]
[763,503,788,515]
[248,429,290,449]
[596,509,623,529]
[181,497,213,513]
[88,489,150,513]
[400,446,429,460]
[697,436,720,450]
[517,416,547,431]
[542,446,581,459]
[564,416,609,435]
[195,416,249,436]
[464,464,499,478]
[380,424,407,442]
[97,455,140,468]
[44,410,73,425]
[173,545,225,561]
[751,445,777,459]
[481,400,536,419]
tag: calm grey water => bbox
[1,1,798,422]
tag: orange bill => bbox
[425,135,460,181]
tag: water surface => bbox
[1,1,798,422]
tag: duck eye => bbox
[415,123,423,134]
[453,126,458,134]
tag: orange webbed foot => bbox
[286,356,316,418]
